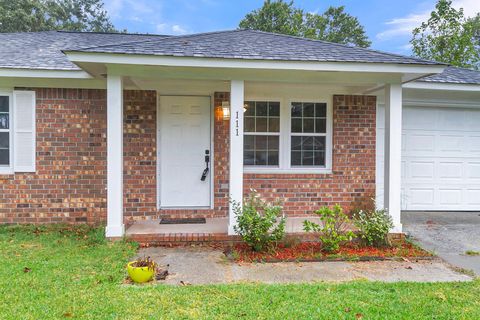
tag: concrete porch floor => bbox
[126,217,321,236]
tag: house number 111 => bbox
[235,111,239,136]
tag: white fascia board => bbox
[65,51,446,75]
[0,68,93,79]
[404,81,480,91]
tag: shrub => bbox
[233,191,286,252]
[353,208,393,247]
[303,204,354,253]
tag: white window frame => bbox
[0,91,13,174]
[243,97,333,174]
[243,100,282,169]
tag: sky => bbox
[103,0,480,55]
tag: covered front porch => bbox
[65,51,442,239]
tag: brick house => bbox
[1,30,479,239]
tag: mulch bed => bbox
[226,241,434,263]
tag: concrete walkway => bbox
[403,211,480,276]
[138,246,472,285]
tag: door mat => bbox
[159,218,207,224]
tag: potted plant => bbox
[127,256,156,283]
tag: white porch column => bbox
[105,74,124,238]
[384,83,403,232]
[228,80,245,235]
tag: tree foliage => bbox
[0,0,117,33]
[239,0,371,48]
[411,0,479,69]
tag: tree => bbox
[411,0,479,69]
[0,0,117,33]
[239,0,371,48]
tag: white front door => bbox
[158,95,212,208]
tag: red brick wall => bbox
[243,95,377,215]
[0,88,107,224]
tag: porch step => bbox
[127,232,320,245]
[127,232,241,245]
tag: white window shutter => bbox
[13,91,36,172]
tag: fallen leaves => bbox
[23,267,31,273]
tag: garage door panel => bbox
[438,162,463,180]
[466,189,480,205]
[466,136,480,152]
[438,134,463,152]
[376,104,480,211]
[408,188,435,206]
[438,189,462,205]
[408,161,434,180]
[466,162,480,179]
[403,107,436,130]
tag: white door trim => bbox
[156,94,213,209]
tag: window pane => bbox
[291,136,302,151]
[291,118,302,133]
[0,96,8,113]
[303,119,314,133]
[302,151,314,165]
[267,151,279,165]
[315,118,326,133]
[0,132,9,148]
[315,103,326,117]
[255,135,267,150]
[0,114,8,129]
[256,102,268,116]
[244,101,255,116]
[268,117,280,132]
[256,117,267,132]
[268,135,279,151]
[0,149,8,165]
[255,151,267,165]
[244,117,255,132]
[291,136,326,167]
[303,103,314,117]
[291,151,301,166]
[268,102,280,117]
[314,136,326,151]
[314,151,325,166]
[244,135,254,150]
[244,134,279,166]
[244,151,255,165]
[291,103,302,117]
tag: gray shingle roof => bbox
[75,29,440,65]
[0,31,168,70]
[418,66,480,85]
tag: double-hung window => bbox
[243,101,280,166]
[0,95,11,169]
[290,102,327,167]
[243,99,330,172]
[0,91,36,174]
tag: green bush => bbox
[303,204,354,253]
[353,208,393,247]
[233,192,286,252]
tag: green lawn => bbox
[0,225,479,320]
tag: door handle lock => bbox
[200,149,210,181]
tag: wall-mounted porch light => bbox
[221,101,230,120]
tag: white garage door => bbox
[377,105,480,210]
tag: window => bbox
[0,96,10,167]
[290,102,327,167]
[243,101,280,166]
[0,91,36,174]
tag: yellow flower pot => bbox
[127,261,155,283]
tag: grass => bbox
[1,225,479,320]
[465,250,480,256]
